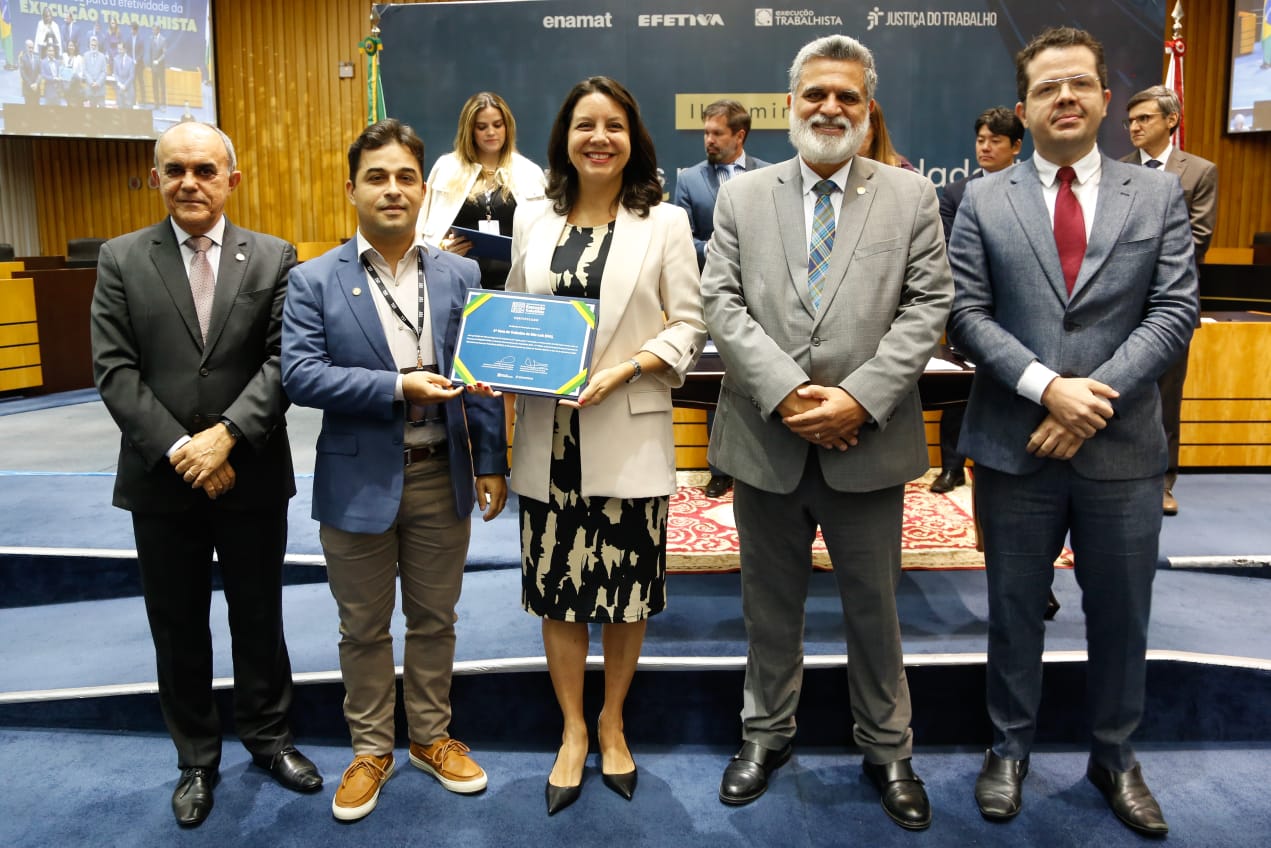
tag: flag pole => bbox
[1165,1,1186,150]
[360,6,386,126]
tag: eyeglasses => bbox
[1122,113,1164,129]
[1027,73,1103,103]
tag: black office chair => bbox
[0,244,15,262]
[66,238,107,268]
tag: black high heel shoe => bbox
[545,754,583,815]
[602,767,638,801]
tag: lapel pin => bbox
[352,287,362,296]
[235,252,246,261]
[856,187,867,195]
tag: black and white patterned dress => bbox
[520,222,669,623]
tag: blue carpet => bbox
[0,388,100,416]
[0,729,1266,847]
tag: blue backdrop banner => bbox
[375,0,1167,191]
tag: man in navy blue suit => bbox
[948,27,1197,836]
[672,99,770,498]
[282,118,508,824]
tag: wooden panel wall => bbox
[25,0,1271,253]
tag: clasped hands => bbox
[1028,376,1119,460]
[780,383,866,451]
[170,423,237,499]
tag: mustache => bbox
[809,116,852,131]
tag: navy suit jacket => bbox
[281,240,507,534]
[938,171,984,243]
[947,155,1199,479]
[672,153,770,268]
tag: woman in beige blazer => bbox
[505,76,705,815]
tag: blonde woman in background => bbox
[421,91,546,290]
[857,100,919,172]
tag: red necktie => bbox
[1053,166,1086,295]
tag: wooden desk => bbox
[6,268,97,396]
[1181,312,1271,468]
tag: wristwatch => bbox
[625,358,643,383]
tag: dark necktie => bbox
[807,179,837,310]
[186,235,215,342]
[1053,166,1085,295]
[1145,159,1163,169]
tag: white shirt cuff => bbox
[394,373,404,401]
[165,435,192,458]
[1016,361,1060,405]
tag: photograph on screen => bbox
[1228,0,1271,132]
[0,1,216,140]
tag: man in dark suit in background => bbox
[703,34,952,830]
[91,122,322,828]
[932,105,1023,495]
[19,40,41,105]
[1121,84,1218,516]
[672,99,770,498]
[282,118,507,823]
[948,27,1198,836]
[148,24,166,111]
[129,23,147,107]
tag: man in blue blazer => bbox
[282,119,507,823]
[948,27,1198,836]
[672,99,770,498]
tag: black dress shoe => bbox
[930,467,966,494]
[862,757,931,830]
[1086,761,1169,836]
[974,750,1028,820]
[172,767,218,827]
[602,766,638,801]
[1044,591,1061,621]
[545,753,583,816]
[719,741,792,806]
[252,745,323,793]
[704,474,734,498]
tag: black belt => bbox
[404,442,447,466]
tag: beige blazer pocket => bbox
[627,390,671,415]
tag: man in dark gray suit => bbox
[672,99,770,498]
[91,122,322,828]
[703,34,952,830]
[948,27,1198,836]
[1121,84,1218,516]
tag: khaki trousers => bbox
[320,454,470,754]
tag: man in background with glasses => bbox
[948,27,1198,836]
[1121,85,1218,517]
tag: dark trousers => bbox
[938,405,966,470]
[1157,343,1189,490]
[133,501,295,770]
[975,463,1161,772]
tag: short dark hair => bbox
[348,118,425,183]
[702,99,751,135]
[544,76,661,218]
[1126,84,1181,119]
[1014,26,1107,104]
[974,106,1025,144]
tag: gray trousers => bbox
[734,449,914,763]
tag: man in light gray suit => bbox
[703,35,953,830]
[948,27,1197,837]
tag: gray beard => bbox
[788,113,869,165]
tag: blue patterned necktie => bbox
[1145,159,1163,169]
[807,179,837,310]
[717,164,731,184]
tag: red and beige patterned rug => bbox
[667,469,1074,573]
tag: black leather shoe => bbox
[602,767,638,801]
[974,750,1028,820]
[1086,761,1169,836]
[862,757,931,830]
[172,767,218,827]
[930,468,965,494]
[1044,591,1061,621]
[718,741,792,805]
[252,745,323,793]
[546,780,582,815]
[704,474,734,498]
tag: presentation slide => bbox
[1228,0,1271,132]
[0,0,216,140]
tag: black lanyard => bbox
[361,249,428,368]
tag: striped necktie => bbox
[717,164,731,184]
[807,179,837,310]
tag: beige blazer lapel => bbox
[522,208,569,296]
[592,207,650,364]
